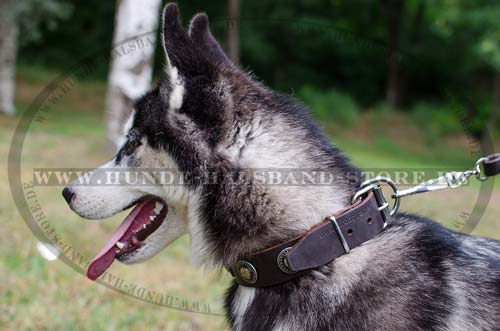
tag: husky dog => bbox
[63,4,500,330]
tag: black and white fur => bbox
[65,4,500,330]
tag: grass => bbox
[1,69,499,331]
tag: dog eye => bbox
[128,140,141,150]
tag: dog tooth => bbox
[116,242,126,249]
[154,202,164,215]
[142,224,147,229]
[149,215,156,221]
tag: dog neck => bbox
[187,120,360,269]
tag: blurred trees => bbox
[227,0,240,64]
[432,0,500,142]
[0,0,71,115]
[382,0,405,110]
[11,0,500,134]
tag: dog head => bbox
[63,3,357,277]
[62,4,248,269]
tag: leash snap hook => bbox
[445,171,474,188]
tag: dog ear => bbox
[161,3,210,77]
[189,13,233,68]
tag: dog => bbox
[63,4,500,330]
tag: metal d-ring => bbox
[474,157,489,181]
[352,177,400,216]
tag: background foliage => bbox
[17,0,500,139]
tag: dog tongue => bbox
[87,198,164,281]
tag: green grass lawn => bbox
[1,72,499,331]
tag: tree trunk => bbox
[481,72,500,152]
[478,71,500,157]
[106,0,162,151]
[0,0,18,116]
[227,0,240,64]
[382,0,405,110]
[490,72,500,132]
[409,0,425,44]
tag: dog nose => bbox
[62,187,75,205]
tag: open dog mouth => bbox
[87,196,168,280]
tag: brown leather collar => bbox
[227,188,391,287]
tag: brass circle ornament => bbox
[277,247,296,274]
[236,260,258,284]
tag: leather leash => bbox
[227,153,500,288]
[483,153,500,177]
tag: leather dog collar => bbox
[227,187,390,287]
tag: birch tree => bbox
[0,0,71,116]
[0,0,18,115]
[106,0,162,150]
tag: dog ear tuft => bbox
[190,12,209,34]
[163,3,181,29]
[189,13,233,68]
[161,2,186,53]
[161,3,211,78]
